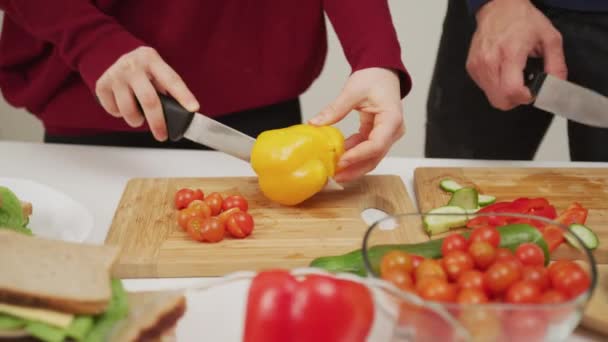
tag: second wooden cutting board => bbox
[105,175,421,278]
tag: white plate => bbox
[0,177,93,242]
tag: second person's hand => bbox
[466,0,568,111]
[95,46,200,141]
[309,67,405,183]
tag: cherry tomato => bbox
[550,263,591,298]
[411,255,424,269]
[504,311,547,342]
[484,261,522,296]
[457,270,486,292]
[548,260,576,277]
[380,251,414,277]
[217,207,240,225]
[177,208,202,231]
[515,243,545,267]
[415,259,447,282]
[222,195,249,212]
[174,188,204,209]
[495,248,514,261]
[442,251,474,281]
[457,288,489,304]
[505,280,541,304]
[186,216,204,241]
[416,277,457,302]
[469,226,500,248]
[187,200,212,219]
[204,192,223,216]
[199,217,225,243]
[458,308,502,342]
[383,268,414,292]
[226,212,254,238]
[521,266,550,291]
[468,241,496,270]
[539,290,568,304]
[441,234,468,256]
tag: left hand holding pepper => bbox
[309,67,405,183]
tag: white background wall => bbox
[0,1,569,161]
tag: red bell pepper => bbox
[542,202,589,252]
[467,198,557,229]
[244,270,375,342]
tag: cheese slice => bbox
[0,303,73,329]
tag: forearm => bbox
[0,0,144,90]
[323,0,411,98]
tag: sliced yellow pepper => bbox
[251,124,345,206]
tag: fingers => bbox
[94,46,199,141]
[309,89,359,126]
[334,158,382,183]
[149,54,200,112]
[96,83,119,118]
[113,82,144,127]
[338,112,404,170]
[541,30,568,80]
[499,47,533,106]
[131,73,167,141]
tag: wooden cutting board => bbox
[105,175,422,278]
[414,167,608,336]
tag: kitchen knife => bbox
[153,93,343,190]
[524,58,608,128]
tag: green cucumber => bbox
[448,187,479,209]
[310,224,550,276]
[565,224,599,250]
[423,206,468,236]
[438,179,496,207]
[440,179,463,192]
[478,194,496,206]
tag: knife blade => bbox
[154,93,344,190]
[524,58,608,128]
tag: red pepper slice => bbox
[543,225,565,252]
[244,270,375,342]
[556,203,588,226]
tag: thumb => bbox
[541,31,568,80]
[309,90,358,126]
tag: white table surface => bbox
[0,140,605,341]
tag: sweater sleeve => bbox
[323,0,412,98]
[468,0,492,13]
[0,1,145,91]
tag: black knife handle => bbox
[135,93,194,142]
[523,57,547,98]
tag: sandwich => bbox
[0,186,33,235]
[0,230,186,341]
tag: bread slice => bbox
[0,230,120,315]
[106,290,186,342]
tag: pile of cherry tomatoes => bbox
[174,188,254,243]
[380,226,591,305]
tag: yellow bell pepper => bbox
[251,124,345,206]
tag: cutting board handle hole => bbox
[360,208,396,230]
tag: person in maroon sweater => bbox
[0,1,411,182]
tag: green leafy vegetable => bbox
[0,186,32,234]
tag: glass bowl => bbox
[361,212,598,342]
[173,267,469,341]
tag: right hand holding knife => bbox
[95,46,200,141]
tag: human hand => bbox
[466,0,568,110]
[95,47,199,141]
[309,67,405,182]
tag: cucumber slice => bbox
[478,194,496,206]
[465,207,480,214]
[565,224,599,250]
[448,187,479,210]
[423,206,468,236]
[439,179,463,193]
